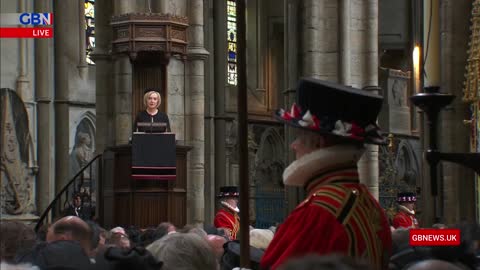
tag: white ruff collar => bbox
[221,201,239,213]
[283,144,365,187]
[399,204,415,215]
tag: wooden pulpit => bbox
[131,133,176,180]
[100,141,192,229]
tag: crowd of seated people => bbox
[1,217,479,270]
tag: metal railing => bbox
[35,154,102,231]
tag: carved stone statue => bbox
[0,89,36,216]
[70,132,93,178]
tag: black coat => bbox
[134,111,171,132]
[64,205,93,220]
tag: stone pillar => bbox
[112,1,136,146]
[113,55,133,145]
[186,0,209,224]
[154,0,168,14]
[77,0,88,80]
[17,0,36,161]
[16,0,32,101]
[54,0,77,191]
[204,0,215,224]
[439,0,475,224]
[284,0,302,212]
[113,1,136,15]
[213,0,227,215]
[35,0,55,215]
[357,0,380,200]
[300,0,338,81]
[93,0,114,153]
[339,0,351,85]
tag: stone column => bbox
[17,0,36,162]
[186,0,209,224]
[357,0,380,200]
[203,0,215,224]
[35,0,55,214]
[93,0,114,153]
[152,0,168,13]
[113,1,136,15]
[77,0,88,80]
[439,0,475,224]
[300,0,338,81]
[339,0,351,85]
[54,0,77,191]
[113,55,133,145]
[213,0,227,216]
[284,0,302,212]
[112,1,136,145]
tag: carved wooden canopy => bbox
[111,13,188,61]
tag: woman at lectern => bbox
[134,90,171,132]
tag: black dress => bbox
[134,110,171,132]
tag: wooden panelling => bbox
[132,65,166,122]
[100,144,192,228]
[114,193,132,227]
[133,193,169,227]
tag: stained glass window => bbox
[85,0,95,65]
[227,0,237,85]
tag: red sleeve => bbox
[260,203,347,270]
[214,211,233,234]
[393,213,411,229]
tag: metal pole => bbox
[237,0,250,267]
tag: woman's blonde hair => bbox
[143,90,162,109]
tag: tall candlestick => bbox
[423,0,440,87]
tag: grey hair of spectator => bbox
[146,232,218,270]
[0,262,39,270]
[277,254,372,270]
[405,259,467,270]
[185,227,208,239]
[156,222,176,239]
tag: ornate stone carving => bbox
[171,29,186,41]
[137,28,166,38]
[378,135,421,220]
[111,13,189,61]
[0,89,36,216]
[379,67,412,135]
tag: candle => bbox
[423,0,440,87]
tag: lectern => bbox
[131,133,176,180]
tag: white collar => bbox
[399,204,415,215]
[283,144,365,187]
[221,201,239,213]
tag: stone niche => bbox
[111,13,189,61]
[378,68,412,135]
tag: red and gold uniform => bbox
[260,146,392,270]
[393,206,419,229]
[214,202,240,240]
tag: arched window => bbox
[227,0,237,85]
[85,0,95,65]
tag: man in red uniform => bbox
[393,192,419,229]
[214,186,240,240]
[260,78,392,270]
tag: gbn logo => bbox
[19,13,53,25]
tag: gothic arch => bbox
[69,112,96,178]
[252,126,285,228]
[72,112,96,153]
[394,140,420,186]
[253,127,285,187]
